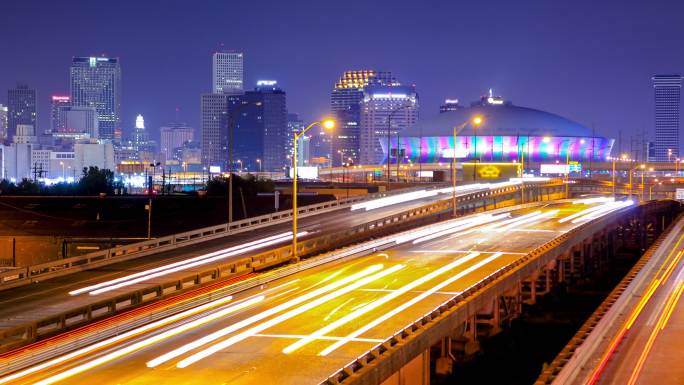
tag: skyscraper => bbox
[653,75,683,162]
[360,85,419,165]
[331,70,395,165]
[70,56,121,140]
[288,113,308,166]
[160,122,194,161]
[212,51,244,94]
[0,104,8,142]
[200,93,229,168]
[7,84,37,142]
[229,81,288,172]
[50,95,71,134]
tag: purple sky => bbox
[2,0,683,149]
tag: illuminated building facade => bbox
[70,57,121,140]
[229,81,288,172]
[331,70,395,165]
[0,104,7,142]
[160,122,194,161]
[200,93,229,168]
[212,51,244,94]
[439,99,463,113]
[653,75,682,162]
[7,84,37,142]
[359,85,418,165]
[50,96,70,134]
[384,96,614,164]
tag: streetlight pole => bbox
[612,157,616,198]
[640,164,646,200]
[293,118,335,261]
[386,104,412,191]
[452,116,483,217]
[60,161,65,180]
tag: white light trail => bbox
[572,197,615,205]
[32,296,263,385]
[319,252,504,356]
[492,210,559,232]
[0,296,238,385]
[86,232,307,296]
[352,190,438,211]
[410,214,509,244]
[559,203,613,223]
[147,264,394,368]
[70,232,297,296]
[282,252,482,354]
[571,200,633,223]
[393,214,506,245]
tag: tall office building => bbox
[50,95,71,134]
[229,81,288,172]
[653,75,682,162]
[0,104,7,142]
[55,106,98,138]
[7,84,37,142]
[200,93,229,168]
[331,70,396,165]
[160,122,194,161]
[212,51,244,94]
[360,85,419,165]
[288,113,309,166]
[70,56,121,140]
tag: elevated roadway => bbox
[540,209,684,385]
[0,197,640,385]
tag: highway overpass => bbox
[0,195,677,385]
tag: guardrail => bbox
[0,182,563,353]
[319,200,669,385]
[0,184,563,373]
[0,185,432,290]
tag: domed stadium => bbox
[382,97,614,164]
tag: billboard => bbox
[288,166,319,179]
[462,163,519,182]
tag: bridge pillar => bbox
[434,337,453,377]
[381,348,430,385]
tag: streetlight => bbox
[386,104,413,190]
[292,118,335,261]
[452,115,484,217]
[60,161,65,180]
[237,159,243,173]
[256,158,262,173]
[640,164,646,200]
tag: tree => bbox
[77,167,117,195]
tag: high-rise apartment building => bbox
[359,85,419,165]
[7,84,37,141]
[331,70,395,165]
[653,75,683,162]
[200,93,229,168]
[160,122,194,161]
[288,113,309,166]
[0,104,7,142]
[212,51,244,94]
[50,95,71,134]
[70,56,121,140]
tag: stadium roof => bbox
[403,103,594,137]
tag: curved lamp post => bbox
[292,118,335,260]
[452,115,483,217]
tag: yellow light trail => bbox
[33,296,264,385]
[410,215,508,244]
[627,280,684,385]
[172,264,404,368]
[283,252,483,355]
[494,210,559,232]
[318,252,503,356]
[146,264,392,368]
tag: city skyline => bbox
[2,0,683,146]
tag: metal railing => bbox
[0,186,431,290]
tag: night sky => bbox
[2,0,683,148]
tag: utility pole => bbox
[146,198,152,239]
